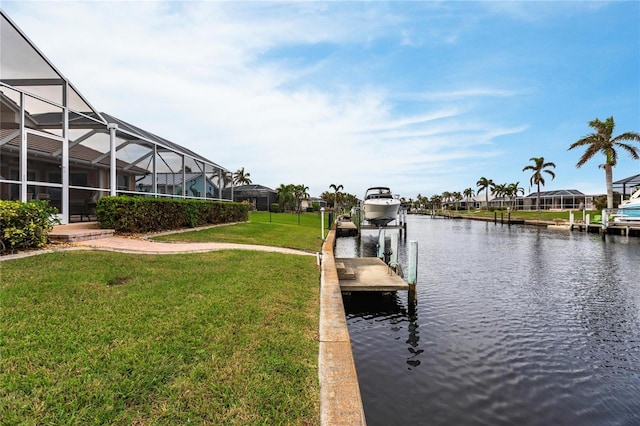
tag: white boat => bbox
[614,188,640,222]
[362,187,401,226]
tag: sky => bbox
[3,1,639,200]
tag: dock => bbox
[336,257,409,292]
[359,224,406,231]
[604,220,640,236]
[336,220,358,237]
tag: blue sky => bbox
[4,1,639,199]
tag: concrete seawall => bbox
[319,229,367,425]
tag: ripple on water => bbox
[343,217,640,426]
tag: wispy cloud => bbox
[3,0,637,198]
[399,88,525,102]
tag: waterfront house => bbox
[223,184,277,211]
[614,174,640,200]
[522,189,591,211]
[0,11,233,224]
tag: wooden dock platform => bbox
[336,220,358,237]
[606,220,640,236]
[336,257,409,291]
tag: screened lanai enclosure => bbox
[614,173,640,200]
[0,11,233,224]
[522,189,592,211]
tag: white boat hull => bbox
[363,199,401,226]
[615,189,640,221]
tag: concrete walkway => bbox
[72,236,315,256]
[0,225,314,260]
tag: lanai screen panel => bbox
[155,150,182,196]
[206,163,226,199]
[1,13,59,81]
[183,157,204,198]
[114,138,152,194]
[0,86,22,199]
[1,13,101,119]
[2,10,232,208]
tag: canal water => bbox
[336,215,640,426]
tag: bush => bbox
[0,200,59,254]
[271,203,281,213]
[96,196,249,233]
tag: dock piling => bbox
[390,232,398,267]
[570,211,574,229]
[377,229,385,259]
[408,240,418,285]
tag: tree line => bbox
[412,116,639,212]
[231,116,639,214]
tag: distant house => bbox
[463,190,594,211]
[462,195,495,210]
[223,184,277,211]
[0,11,232,224]
[300,197,327,211]
[523,189,591,211]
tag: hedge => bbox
[0,200,59,254]
[96,196,250,233]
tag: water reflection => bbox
[343,291,422,369]
[340,216,640,426]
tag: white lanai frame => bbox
[0,10,233,224]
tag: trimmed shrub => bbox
[0,200,59,254]
[96,196,249,233]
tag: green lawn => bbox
[448,209,600,222]
[153,211,328,252]
[1,249,320,424]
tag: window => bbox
[70,172,87,186]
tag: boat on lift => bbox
[614,188,640,222]
[362,186,401,226]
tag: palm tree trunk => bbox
[605,164,614,209]
[536,183,541,212]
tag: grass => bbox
[153,211,327,252]
[445,209,600,222]
[1,249,320,424]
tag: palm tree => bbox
[493,183,508,208]
[506,182,524,210]
[222,171,234,189]
[522,157,556,212]
[463,187,475,211]
[430,194,442,211]
[441,191,452,210]
[293,184,309,213]
[568,116,640,209]
[476,177,494,211]
[419,194,429,211]
[233,167,252,185]
[329,183,343,212]
[276,183,294,212]
[452,191,463,210]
